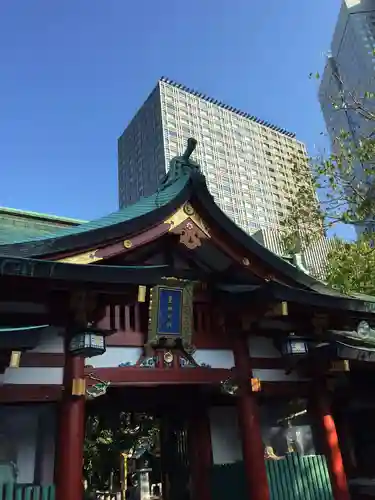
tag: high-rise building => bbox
[118,77,315,256]
[319,0,375,234]
[319,0,375,143]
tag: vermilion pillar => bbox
[314,388,350,500]
[188,407,213,500]
[233,335,270,500]
[56,350,86,500]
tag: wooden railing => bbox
[97,300,230,348]
[0,483,55,500]
[211,454,333,500]
[98,303,144,347]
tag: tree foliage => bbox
[282,70,375,250]
[84,410,159,492]
[325,236,375,296]
[281,67,375,295]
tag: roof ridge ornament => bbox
[182,137,197,160]
[158,138,202,190]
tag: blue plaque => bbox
[148,281,194,346]
[157,287,183,335]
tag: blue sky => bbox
[0,0,341,225]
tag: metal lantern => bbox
[69,330,106,357]
[281,335,309,356]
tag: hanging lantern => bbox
[69,328,106,357]
[281,334,309,356]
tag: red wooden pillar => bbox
[56,351,86,500]
[233,335,270,500]
[188,407,213,500]
[314,388,350,500]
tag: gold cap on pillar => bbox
[72,378,86,396]
[138,285,147,303]
[9,351,21,368]
[281,301,288,316]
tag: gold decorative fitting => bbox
[9,351,21,368]
[281,302,288,316]
[123,240,133,249]
[183,203,195,216]
[242,258,250,266]
[138,285,147,303]
[164,351,174,364]
[72,378,86,396]
[58,250,102,265]
[165,203,210,236]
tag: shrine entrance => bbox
[84,385,208,500]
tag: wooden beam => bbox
[85,367,231,385]
[0,385,62,402]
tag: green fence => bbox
[266,454,333,500]
[211,462,246,500]
[0,484,55,500]
[211,454,333,500]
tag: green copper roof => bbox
[0,207,86,224]
[0,206,85,245]
[0,170,191,256]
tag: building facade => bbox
[118,78,321,257]
[319,0,375,146]
[319,0,375,235]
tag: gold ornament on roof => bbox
[164,203,210,237]
[183,203,195,216]
[58,249,102,265]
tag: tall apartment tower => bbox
[319,0,375,141]
[319,0,375,234]
[118,77,315,257]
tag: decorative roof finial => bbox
[183,138,197,160]
[157,137,202,192]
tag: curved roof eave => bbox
[190,175,343,296]
[0,174,192,258]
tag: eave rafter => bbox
[56,221,172,264]
[43,200,279,287]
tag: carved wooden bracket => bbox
[170,219,207,250]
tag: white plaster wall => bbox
[209,407,243,465]
[248,336,281,358]
[193,350,234,369]
[87,347,236,369]
[85,343,307,381]
[0,405,56,484]
[31,327,64,354]
[3,367,63,385]
[40,407,56,484]
[86,347,143,368]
